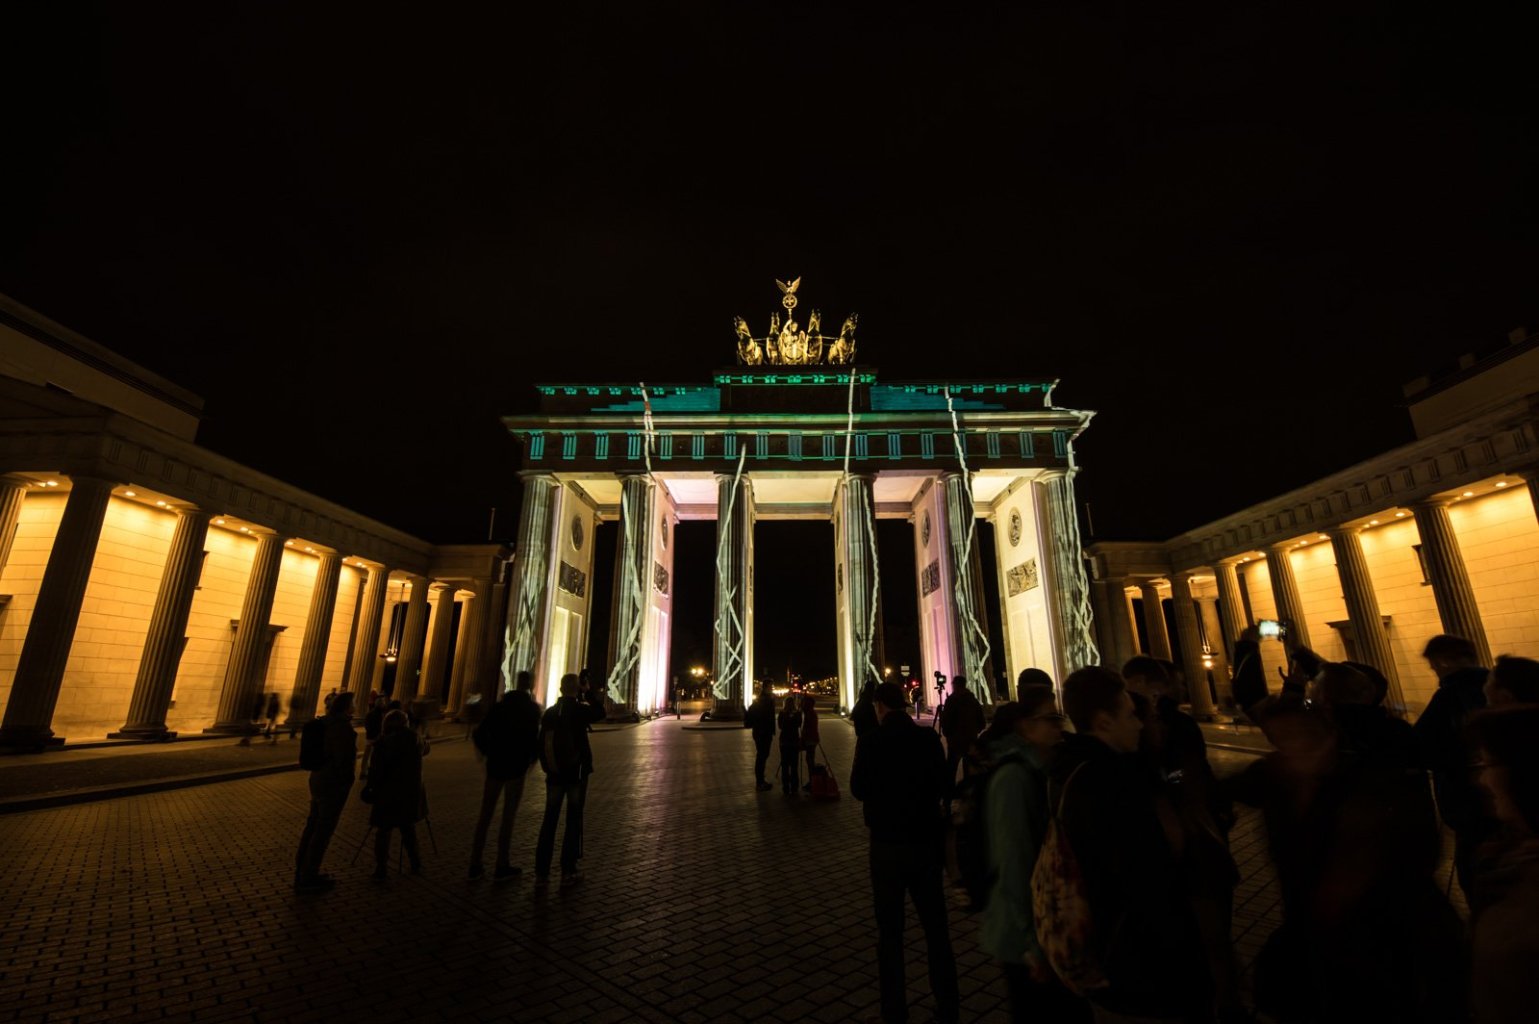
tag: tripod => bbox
[349,787,439,872]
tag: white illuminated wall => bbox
[636,487,676,714]
[911,478,960,705]
[989,478,1058,686]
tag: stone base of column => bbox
[709,698,744,721]
[202,722,262,737]
[0,727,66,753]
[606,703,641,723]
[107,725,178,741]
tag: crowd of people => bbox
[842,639,1539,1024]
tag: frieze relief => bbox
[1006,558,1040,596]
[557,560,586,598]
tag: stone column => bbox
[711,471,751,720]
[1139,581,1173,660]
[608,474,654,716]
[419,584,458,704]
[1264,544,1311,648]
[112,508,212,739]
[1035,470,1100,675]
[445,589,476,715]
[207,531,286,734]
[1172,572,1218,719]
[1412,501,1493,665]
[942,472,993,706]
[840,474,880,701]
[391,575,431,704]
[0,474,29,576]
[284,552,342,726]
[1199,597,1235,705]
[347,565,390,709]
[1214,560,1248,656]
[1101,578,1139,671]
[505,474,560,682]
[1329,527,1404,707]
[0,476,114,749]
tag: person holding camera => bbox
[938,673,985,793]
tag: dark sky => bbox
[4,4,1537,677]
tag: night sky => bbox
[4,4,1536,680]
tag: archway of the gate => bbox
[498,466,1090,716]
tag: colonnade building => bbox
[1089,328,1539,718]
[0,295,507,750]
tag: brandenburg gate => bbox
[499,281,1099,716]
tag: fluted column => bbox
[1214,560,1248,656]
[445,589,475,715]
[1035,471,1099,676]
[419,584,458,703]
[1329,527,1404,707]
[1264,543,1312,649]
[1412,501,1492,665]
[1172,572,1218,719]
[285,552,341,726]
[347,565,390,709]
[609,475,654,716]
[207,532,286,733]
[505,474,560,683]
[1106,579,1139,670]
[112,508,212,739]
[391,576,431,703]
[1139,581,1173,661]
[0,475,29,576]
[711,471,751,719]
[0,476,115,749]
[1199,597,1234,705]
[942,472,993,705]
[840,474,880,703]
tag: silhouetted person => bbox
[262,692,281,742]
[1053,666,1208,1022]
[800,694,820,792]
[778,696,802,795]
[469,671,541,880]
[367,709,423,879]
[1416,633,1495,898]
[1015,667,1052,704]
[851,681,959,1024]
[981,690,1088,1024]
[939,674,985,791]
[294,691,355,893]
[1466,706,1539,1024]
[745,684,776,791]
[1485,654,1539,707]
[535,673,605,886]
[851,680,879,740]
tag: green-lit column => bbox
[841,473,880,702]
[941,472,994,707]
[609,474,653,717]
[711,472,751,720]
[1035,470,1100,675]
[505,474,560,689]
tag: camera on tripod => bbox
[933,670,948,693]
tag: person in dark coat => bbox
[534,673,606,886]
[939,674,985,792]
[1466,706,1539,1024]
[851,681,959,1024]
[850,680,879,740]
[1416,633,1497,899]
[367,709,423,879]
[800,694,821,791]
[294,691,356,893]
[1053,666,1208,1023]
[1015,667,1053,704]
[745,684,777,791]
[777,696,803,795]
[468,671,542,880]
[1486,654,1539,707]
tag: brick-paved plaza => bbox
[2,717,1278,1024]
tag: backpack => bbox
[299,718,328,771]
[953,752,1022,913]
[1029,761,1107,995]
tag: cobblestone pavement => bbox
[0,739,301,802]
[1,720,1279,1024]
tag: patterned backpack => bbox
[1029,761,1108,995]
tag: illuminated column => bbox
[840,473,880,703]
[1172,572,1218,718]
[1198,597,1234,704]
[112,508,212,739]
[419,583,458,704]
[1034,470,1099,676]
[207,532,286,734]
[0,477,114,749]
[1139,581,1173,661]
[1091,578,1137,673]
[445,586,478,715]
[506,474,560,682]
[391,575,431,703]
[1412,501,1493,665]
[609,474,654,716]
[1264,543,1312,649]
[1329,527,1404,706]
[711,471,751,720]
[942,472,993,706]
[285,552,341,726]
[1214,560,1248,653]
[0,475,28,576]
[347,565,390,709]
